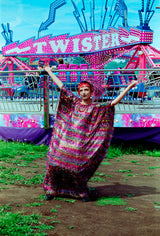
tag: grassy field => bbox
[0,140,160,236]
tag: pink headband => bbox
[78,83,91,94]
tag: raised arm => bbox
[111,80,138,106]
[44,66,63,89]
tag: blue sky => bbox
[0,0,160,50]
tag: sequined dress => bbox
[42,86,114,199]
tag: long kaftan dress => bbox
[42,86,114,199]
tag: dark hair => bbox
[58,58,64,64]
[65,63,69,68]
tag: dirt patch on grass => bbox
[1,154,160,236]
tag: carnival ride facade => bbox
[0,0,160,144]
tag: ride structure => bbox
[1,0,155,69]
[0,0,159,144]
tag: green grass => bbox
[94,172,105,176]
[125,207,137,212]
[24,202,45,207]
[0,141,47,186]
[67,226,74,229]
[0,141,47,165]
[51,208,58,213]
[149,166,160,170]
[154,202,160,205]
[0,169,44,185]
[24,174,44,185]
[53,197,76,203]
[116,169,132,173]
[101,161,112,165]
[89,176,105,182]
[0,168,25,185]
[108,142,160,157]
[143,151,160,157]
[125,174,134,177]
[143,173,154,176]
[0,140,159,166]
[130,160,139,163]
[0,205,54,236]
[106,174,112,177]
[95,197,127,206]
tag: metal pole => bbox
[43,74,50,129]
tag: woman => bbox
[42,66,137,201]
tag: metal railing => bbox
[0,71,43,113]
[0,68,159,115]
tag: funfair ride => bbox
[1,0,158,70]
[0,0,160,144]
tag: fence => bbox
[0,68,159,118]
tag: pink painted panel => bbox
[0,113,160,128]
[114,114,160,127]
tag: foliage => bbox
[72,56,89,66]
[104,59,128,70]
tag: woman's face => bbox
[79,85,92,101]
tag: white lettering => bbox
[93,36,101,50]
[82,37,92,52]
[5,46,31,54]
[72,38,80,52]
[49,39,69,53]
[121,35,140,43]
[111,33,119,47]
[33,42,46,53]
[102,34,110,49]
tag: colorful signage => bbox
[2,27,153,57]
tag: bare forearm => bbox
[111,80,137,106]
[44,67,63,89]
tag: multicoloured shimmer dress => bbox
[42,86,114,200]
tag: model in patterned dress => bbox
[42,66,137,201]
